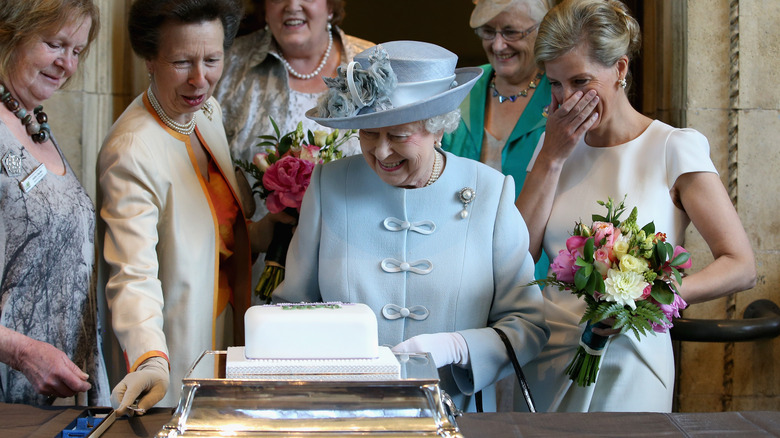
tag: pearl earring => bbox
[618,78,627,89]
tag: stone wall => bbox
[678,0,780,411]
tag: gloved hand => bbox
[111,356,169,416]
[391,332,469,368]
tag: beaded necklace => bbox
[0,83,51,143]
[425,150,443,187]
[147,87,196,135]
[277,27,333,80]
[490,71,544,103]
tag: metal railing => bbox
[670,299,780,342]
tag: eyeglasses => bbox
[474,23,539,42]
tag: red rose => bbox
[262,156,315,213]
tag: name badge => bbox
[20,164,47,193]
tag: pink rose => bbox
[651,293,688,333]
[551,249,579,283]
[262,156,315,213]
[593,221,621,249]
[566,235,588,255]
[662,245,693,275]
[593,247,611,277]
[671,245,692,269]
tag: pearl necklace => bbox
[490,71,544,103]
[147,87,196,135]
[425,150,443,187]
[0,83,51,143]
[277,28,333,80]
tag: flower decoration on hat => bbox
[318,45,397,118]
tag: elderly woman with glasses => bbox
[442,0,555,282]
[272,41,549,412]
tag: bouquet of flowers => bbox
[532,196,691,387]
[236,117,356,302]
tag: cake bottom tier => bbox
[226,346,401,379]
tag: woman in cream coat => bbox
[98,0,251,413]
[273,41,549,412]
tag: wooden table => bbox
[4,402,779,437]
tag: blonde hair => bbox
[0,0,100,85]
[534,0,641,86]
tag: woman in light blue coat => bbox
[273,41,549,412]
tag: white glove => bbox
[111,356,169,416]
[391,332,469,368]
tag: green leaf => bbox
[583,238,595,262]
[270,117,281,138]
[594,273,606,295]
[655,243,668,263]
[650,280,675,304]
[670,251,690,267]
[592,214,607,222]
[641,222,655,236]
[307,130,316,145]
[671,267,683,287]
[574,267,590,291]
[585,272,597,295]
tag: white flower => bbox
[603,269,648,310]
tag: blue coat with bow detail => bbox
[273,152,549,411]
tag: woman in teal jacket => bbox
[442,0,553,280]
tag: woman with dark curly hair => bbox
[98,0,253,414]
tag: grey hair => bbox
[423,109,461,135]
[534,0,641,87]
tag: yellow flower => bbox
[313,130,329,147]
[613,238,629,260]
[619,254,648,273]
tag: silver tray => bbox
[157,350,463,437]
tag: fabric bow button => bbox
[380,258,433,274]
[381,304,430,321]
[383,217,436,234]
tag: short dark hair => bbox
[128,0,244,60]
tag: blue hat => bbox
[307,40,482,129]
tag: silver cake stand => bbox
[156,350,464,437]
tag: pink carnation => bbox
[262,156,315,213]
[641,283,652,300]
[651,293,689,333]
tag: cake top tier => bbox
[244,302,380,360]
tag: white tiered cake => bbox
[226,302,400,379]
